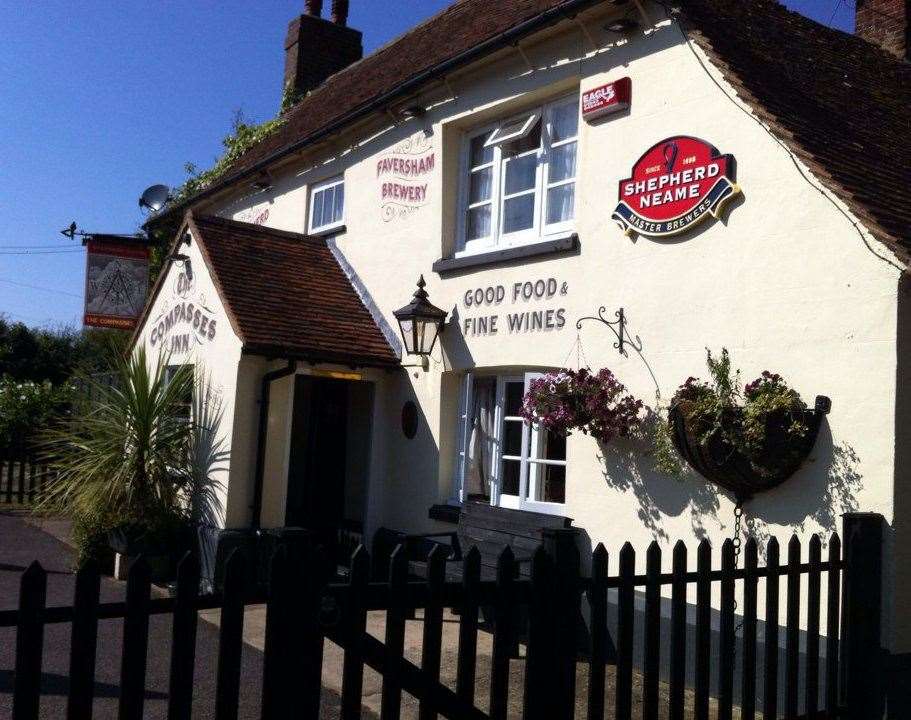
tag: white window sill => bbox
[433,232,579,275]
[308,223,346,238]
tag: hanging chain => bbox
[732,500,744,568]
[731,500,746,662]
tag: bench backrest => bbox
[457,500,572,579]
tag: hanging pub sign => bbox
[581,77,631,121]
[83,239,150,330]
[612,136,740,238]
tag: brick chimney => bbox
[284,0,363,97]
[855,0,910,60]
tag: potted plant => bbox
[654,349,829,500]
[521,368,643,443]
[39,347,224,581]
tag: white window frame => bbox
[308,175,345,234]
[164,364,194,424]
[484,111,540,148]
[456,94,579,257]
[453,371,567,515]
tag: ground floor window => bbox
[455,371,567,513]
[164,364,194,423]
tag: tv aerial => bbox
[138,184,171,214]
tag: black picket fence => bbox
[0,456,54,506]
[0,513,886,720]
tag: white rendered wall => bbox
[202,7,903,644]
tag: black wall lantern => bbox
[394,275,447,358]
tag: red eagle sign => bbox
[612,136,740,238]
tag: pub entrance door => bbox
[285,375,371,563]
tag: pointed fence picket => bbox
[0,513,885,720]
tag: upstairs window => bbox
[458,95,579,255]
[308,175,345,234]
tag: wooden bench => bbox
[373,500,572,582]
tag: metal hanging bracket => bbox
[575,306,642,356]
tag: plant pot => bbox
[668,395,830,501]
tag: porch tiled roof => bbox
[189,215,399,367]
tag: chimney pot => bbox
[855,0,910,60]
[332,0,350,26]
[305,0,323,16]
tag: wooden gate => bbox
[0,513,886,719]
[0,456,54,506]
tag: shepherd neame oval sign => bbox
[612,136,740,238]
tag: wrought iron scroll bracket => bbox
[575,307,643,357]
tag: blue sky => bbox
[0,0,855,329]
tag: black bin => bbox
[213,528,259,594]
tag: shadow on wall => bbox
[598,415,862,552]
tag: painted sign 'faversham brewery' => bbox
[612,136,740,238]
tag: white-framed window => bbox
[164,364,194,423]
[453,371,567,514]
[457,94,579,256]
[308,175,345,233]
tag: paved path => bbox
[0,511,280,719]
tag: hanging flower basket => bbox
[660,353,830,501]
[521,368,643,444]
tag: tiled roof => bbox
[678,0,911,260]
[164,0,909,257]
[155,0,595,217]
[189,215,399,367]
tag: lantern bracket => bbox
[575,306,642,357]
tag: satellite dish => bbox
[138,184,171,214]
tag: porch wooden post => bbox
[840,512,886,720]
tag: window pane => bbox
[503,420,523,456]
[471,134,494,166]
[540,463,566,503]
[498,115,534,138]
[549,142,577,183]
[504,154,537,195]
[469,167,492,203]
[551,101,578,142]
[502,459,520,496]
[467,205,491,240]
[505,120,542,156]
[546,183,575,224]
[503,194,535,234]
[312,191,325,228]
[541,430,566,461]
[505,381,524,415]
[333,183,345,222]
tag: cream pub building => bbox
[133,0,911,681]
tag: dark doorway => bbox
[286,376,349,548]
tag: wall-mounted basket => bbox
[668,395,831,502]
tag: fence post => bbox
[840,512,885,720]
[542,528,580,720]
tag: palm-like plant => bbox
[39,347,219,542]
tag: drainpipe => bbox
[251,359,297,529]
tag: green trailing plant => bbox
[172,87,302,205]
[653,348,810,477]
